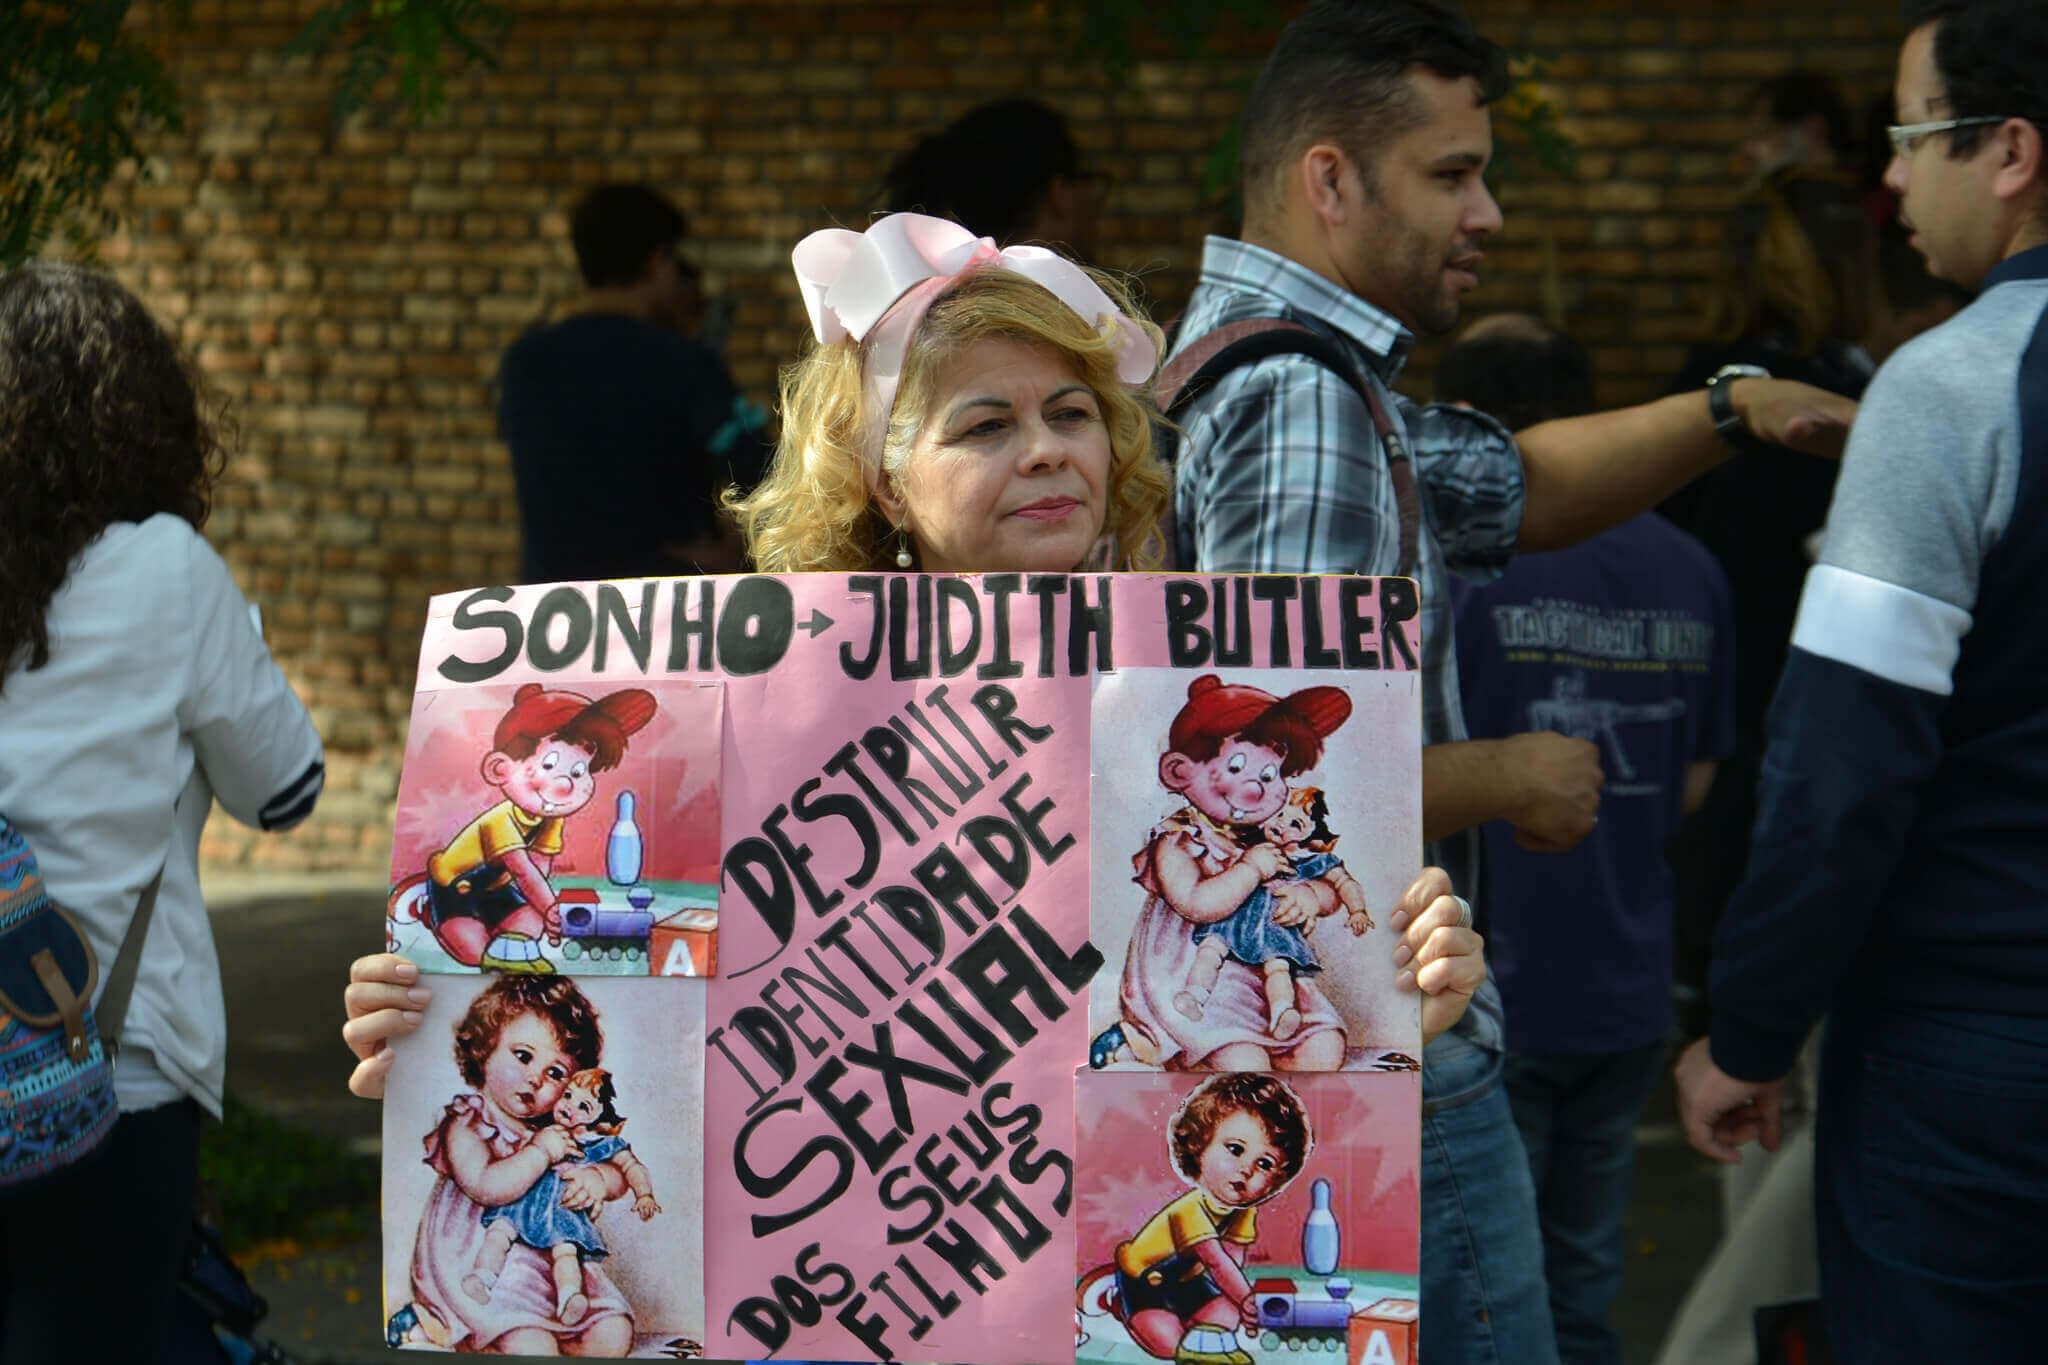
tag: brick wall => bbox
[91,0,1902,876]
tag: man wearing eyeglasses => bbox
[1675,1,2048,1357]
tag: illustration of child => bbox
[1113,1073,1314,1365]
[1176,785,1374,1039]
[462,1067,662,1325]
[423,683,656,973]
[393,976,636,1355]
[1110,675,1357,1072]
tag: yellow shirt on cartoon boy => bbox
[428,800,566,889]
[1116,1189,1258,1280]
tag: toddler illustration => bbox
[423,683,656,973]
[1113,1073,1314,1365]
[389,976,636,1355]
[1176,785,1374,1039]
[463,1067,662,1325]
[1107,674,1358,1072]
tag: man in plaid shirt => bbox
[1173,3,1856,1361]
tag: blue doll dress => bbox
[481,1132,630,1258]
[1190,849,1345,972]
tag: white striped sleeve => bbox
[1790,564,1974,696]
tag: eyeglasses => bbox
[1887,116,2009,158]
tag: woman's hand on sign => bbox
[1390,868,1487,1047]
[343,953,430,1099]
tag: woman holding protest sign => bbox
[341,213,1489,1355]
[347,210,1488,1069]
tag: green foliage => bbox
[1492,55,1582,186]
[199,1095,378,1253]
[285,0,515,123]
[1068,0,1279,79]
[0,0,183,267]
[1,0,510,269]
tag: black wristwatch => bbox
[1706,364,1770,443]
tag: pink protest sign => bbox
[381,572,1420,1362]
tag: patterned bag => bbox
[0,816,161,1193]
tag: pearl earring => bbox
[895,529,914,570]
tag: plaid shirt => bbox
[1170,236,1527,1065]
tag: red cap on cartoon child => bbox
[1168,674,1352,755]
[493,683,658,771]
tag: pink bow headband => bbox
[791,212,1158,471]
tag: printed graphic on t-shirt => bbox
[1526,673,1685,795]
[1486,601,1716,799]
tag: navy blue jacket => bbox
[1710,245,2048,1080]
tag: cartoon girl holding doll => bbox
[389,976,637,1354]
[1110,675,1359,1072]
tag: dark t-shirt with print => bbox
[497,313,768,583]
[1454,513,1735,1055]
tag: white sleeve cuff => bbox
[1791,564,1972,696]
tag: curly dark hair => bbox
[1170,1073,1313,1188]
[0,262,225,687]
[453,976,605,1094]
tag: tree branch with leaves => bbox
[1,0,510,268]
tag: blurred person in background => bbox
[881,97,1100,256]
[1444,315,1735,1365]
[1866,216,1975,361]
[1739,70,1857,183]
[497,183,769,583]
[1661,171,1876,1032]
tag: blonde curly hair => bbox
[729,266,1171,573]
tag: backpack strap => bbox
[97,856,166,1050]
[1157,317,1420,577]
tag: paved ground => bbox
[208,878,1730,1364]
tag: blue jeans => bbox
[1421,1030,1559,1365]
[1816,1003,2048,1362]
[1502,1044,1663,1365]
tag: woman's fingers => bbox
[348,1046,398,1100]
[342,1004,423,1059]
[1387,869,1488,1046]
[350,952,420,988]
[344,953,428,1067]
[1411,928,1487,996]
[342,956,427,1075]
[345,977,431,1020]
[1389,867,1453,932]
[1392,919,1483,991]
[1394,885,1469,955]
